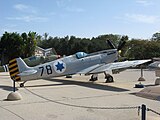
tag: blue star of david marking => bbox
[55,62,65,72]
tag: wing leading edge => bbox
[79,59,151,75]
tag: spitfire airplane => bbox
[8,44,151,87]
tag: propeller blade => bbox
[117,40,126,51]
[106,40,116,49]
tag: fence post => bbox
[141,104,146,120]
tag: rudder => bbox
[9,58,21,81]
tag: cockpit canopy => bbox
[76,52,88,59]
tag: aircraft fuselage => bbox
[20,49,118,81]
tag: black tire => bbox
[105,75,114,83]
[20,83,24,87]
[89,75,98,81]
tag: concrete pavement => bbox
[0,69,160,120]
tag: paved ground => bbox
[0,69,160,120]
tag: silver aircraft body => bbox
[149,61,160,69]
[8,49,150,87]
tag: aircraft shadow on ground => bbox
[0,85,18,91]
[144,84,158,87]
[26,78,129,92]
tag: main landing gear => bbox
[89,74,98,82]
[105,74,114,83]
[89,73,114,83]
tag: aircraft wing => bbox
[18,69,37,76]
[81,59,151,74]
[77,64,102,74]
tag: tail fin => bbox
[8,58,29,81]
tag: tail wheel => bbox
[20,81,26,87]
[20,83,24,87]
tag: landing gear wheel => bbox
[89,74,98,82]
[20,83,24,87]
[105,75,114,83]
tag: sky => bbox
[0,0,160,39]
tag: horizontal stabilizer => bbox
[18,69,37,76]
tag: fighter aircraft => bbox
[8,47,150,87]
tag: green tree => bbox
[126,38,160,59]
[127,39,147,59]
[0,32,23,64]
[144,41,160,58]
[21,32,37,58]
[151,32,160,41]
[43,32,49,41]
